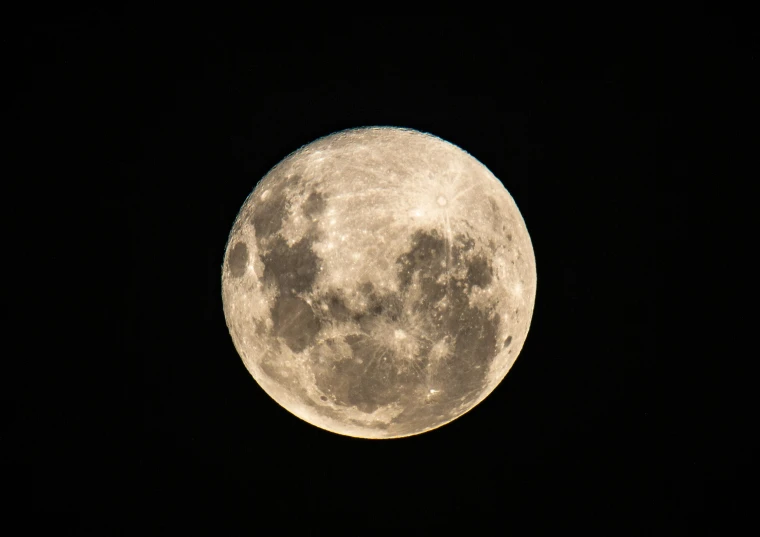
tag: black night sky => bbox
[7,8,749,534]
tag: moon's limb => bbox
[222,127,536,438]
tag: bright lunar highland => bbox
[222,127,536,438]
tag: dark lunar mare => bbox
[388,230,500,433]
[228,242,248,278]
[252,186,326,355]
[261,236,320,297]
[250,180,292,245]
[310,289,414,414]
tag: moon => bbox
[222,127,536,439]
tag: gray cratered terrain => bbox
[222,127,536,438]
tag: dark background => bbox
[7,8,750,534]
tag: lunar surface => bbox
[222,127,536,439]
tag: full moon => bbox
[222,127,536,438]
